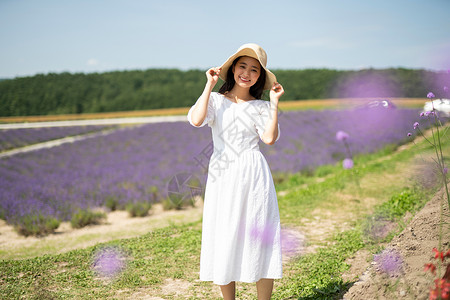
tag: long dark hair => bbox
[218,56,266,99]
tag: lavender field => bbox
[0,107,421,229]
[0,125,116,152]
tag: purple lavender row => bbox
[0,122,210,224]
[0,125,116,152]
[0,108,420,226]
[261,107,421,173]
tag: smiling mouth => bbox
[239,76,250,83]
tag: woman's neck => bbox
[226,87,254,101]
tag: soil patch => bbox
[343,187,450,300]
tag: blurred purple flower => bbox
[336,130,350,141]
[374,248,404,276]
[250,223,275,246]
[444,167,448,175]
[407,133,412,137]
[427,92,435,99]
[425,111,437,117]
[413,122,419,129]
[92,246,127,279]
[281,227,304,257]
[343,158,354,169]
[364,216,396,242]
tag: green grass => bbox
[277,143,414,225]
[0,134,447,299]
[0,222,203,299]
[273,185,432,299]
[275,229,365,299]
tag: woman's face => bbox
[232,56,261,89]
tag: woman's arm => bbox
[261,82,284,145]
[190,67,221,127]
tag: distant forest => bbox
[0,68,449,117]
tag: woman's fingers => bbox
[270,82,284,102]
[272,82,283,93]
[207,67,221,78]
[205,67,221,86]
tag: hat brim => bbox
[219,48,276,91]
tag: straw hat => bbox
[219,43,277,90]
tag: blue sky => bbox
[1,0,449,78]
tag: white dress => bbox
[187,92,282,285]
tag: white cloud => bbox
[87,58,99,66]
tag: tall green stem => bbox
[434,114,450,209]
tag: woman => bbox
[187,43,284,300]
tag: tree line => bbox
[0,68,448,117]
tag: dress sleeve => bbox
[254,101,281,143]
[187,93,216,128]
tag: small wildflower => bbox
[374,248,404,276]
[433,247,446,262]
[250,224,275,246]
[424,263,437,275]
[92,246,127,279]
[427,92,435,99]
[420,112,425,117]
[430,279,450,300]
[407,133,412,137]
[413,122,419,129]
[336,130,349,141]
[364,216,394,241]
[343,158,354,169]
[281,227,304,257]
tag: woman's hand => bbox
[206,67,221,87]
[270,82,284,104]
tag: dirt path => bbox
[0,127,123,158]
[0,115,187,129]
